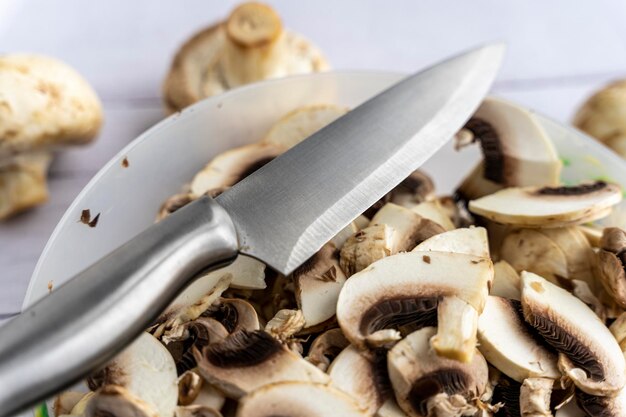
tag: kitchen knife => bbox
[0,44,504,417]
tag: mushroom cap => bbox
[412,226,489,258]
[293,243,347,327]
[305,328,349,371]
[477,296,560,382]
[609,311,626,352]
[469,182,622,227]
[87,332,178,417]
[236,381,368,417]
[194,330,329,398]
[465,97,561,187]
[0,54,102,160]
[370,203,433,253]
[573,79,626,158]
[85,385,157,417]
[263,104,348,149]
[225,3,282,48]
[190,142,284,196]
[0,151,51,219]
[387,327,489,417]
[336,251,492,349]
[490,260,521,300]
[328,346,389,415]
[521,272,626,395]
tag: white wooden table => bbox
[2,0,626,320]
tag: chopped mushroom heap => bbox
[57,98,626,417]
[163,2,329,113]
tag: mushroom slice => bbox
[521,272,626,395]
[520,377,554,417]
[293,243,347,327]
[236,381,367,417]
[371,203,432,253]
[331,220,360,249]
[596,227,626,308]
[388,327,489,417]
[69,392,96,415]
[576,386,626,417]
[265,309,305,341]
[469,182,622,228]
[0,152,52,220]
[477,296,559,382]
[491,260,521,300]
[457,97,561,187]
[175,405,223,417]
[412,226,489,258]
[203,298,260,334]
[610,311,626,352]
[328,346,389,415]
[194,330,330,398]
[305,328,349,372]
[263,104,348,149]
[87,333,178,417]
[190,143,284,196]
[456,162,504,202]
[376,398,410,417]
[54,391,85,417]
[410,200,456,231]
[85,385,157,417]
[178,370,225,410]
[340,223,393,276]
[389,170,436,207]
[579,225,603,248]
[336,251,492,349]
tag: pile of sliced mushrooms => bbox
[55,98,626,417]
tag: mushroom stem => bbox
[430,296,479,363]
[520,378,554,417]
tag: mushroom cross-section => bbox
[596,227,626,308]
[469,181,622,227]
[520,271,626,396]
[336,251,492,349]
[387,327,489,417]
[412,226,489,258]
[305,328,349,371]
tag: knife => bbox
[0,44,504,417]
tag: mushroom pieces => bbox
[576,386,626,417]
[203,298,260,334]
[456,97,561,187]
[177,370,226,410]
[163,2,329,112]
[490,260,521,300]
[336,251,492,349]
[87,332,178,417]
[520,272,626,396]
[519,377,554,417]
[305,328,350,371]
[293,243,347,328]
[262,104,348,149]
[328,346,390,415]
[54,391,85,416]
[190,142,285,196]
[387,327,489,417]
[194,330,330,398]
[412,226,489,258]
[596,227,626,308]
[468,181,622,228]
[477,296,560,383]
[235,381,368,417]
[265,309,305,341]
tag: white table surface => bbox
[2,0,626,320]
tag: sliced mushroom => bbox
[262,104,348,149]
[596,227,626,308]
[305,328,349,371]
[610,311,626,352]
[520,377,554,417]
[573,79,626,158]
[456,97,561,187]
[293,243,347,327]
[371,203,433,253]
[576,386,626,417]
[69,391,96,415]
[388,327,489,417]
[491,260,521,300]
[340,223,393,276]
[54,391,85,417]
[87,333,178,417]
[520,271,626,396]
[0,152,52,220]
[190,142,285,196]
[175,405,223,417]
[412,226,489,258]
[236,381,367,417]
[579,225,604,248]
[490,374,522,416]
[410,200,456,231]
[194,330,329,398]
[178,370,225,410]
[336,251,492,349]
[376,398,410,417]
[389,170,436,207]
[203,298,260,334]
[328,346,389,415]
[265,309,305,341]
[478,296,560,382]
[469,182,622,228]
[456,162,505,202]
[163,3,328,112]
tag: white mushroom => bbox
[293,243,347,328]
[409,200,456,231]
[265,309,305,341]
[236,381,368,417]
[339,223,393,276]
[387,327,489,417]
[520,272,626,396]
[194,330,329,398]
[305,328,349,372]
[491,260,521,300]
[163,2,328,112]
[575,385,626,417]
[469,181,622,228]
[177,370,225,410]
[412,226,489,258]
[596,227,626,308]
[0,152,52,220]
[336,251,492,349]
[86,332,178,417]
[175,405,223,417]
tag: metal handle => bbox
[0,196,238,417]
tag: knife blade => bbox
[219,44,505,274]
[0,44,504,417]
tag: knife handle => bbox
[0,196,238,417]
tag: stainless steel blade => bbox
[217,44,505,274]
